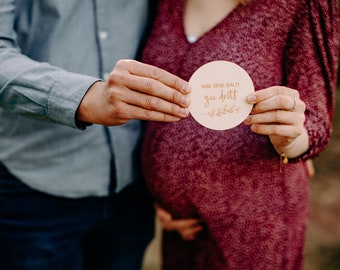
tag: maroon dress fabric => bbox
[141,0,339,269]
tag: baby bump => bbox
[141,117,251,216]
[141,120,198,214]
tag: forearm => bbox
[0,0,99,128]
[282,0,339,159]
[0,48,99,128]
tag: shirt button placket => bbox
[98,30,109,79]
[99,31,108,40]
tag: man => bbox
[0,0,191,269]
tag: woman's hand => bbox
[155,204,204,241]
[244,86,309,158]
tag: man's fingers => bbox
[103,80,190,122]
[119,59,191,94]
[155,204,204,241]
[110,84,190,118]
[179,224,205,241]
[166,219,201,230]
[107,60,191,120]
[78,58,192,126]
[161,218,203,235]
[155,204,173,222]
[127,74,191,107]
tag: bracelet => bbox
[280,153,288,173]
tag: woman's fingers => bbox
[244,110,305,136]
[248,91,304,114]
[243,86,308,154]
[247,86,300,104]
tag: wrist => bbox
[76,80,104,124]
[272,128,309,159]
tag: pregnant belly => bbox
[141,118,250,216]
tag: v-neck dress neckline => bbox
[179,1,243,45]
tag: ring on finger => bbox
[290,97,297,110]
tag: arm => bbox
[0,1,97,128]
[0,1,191,128]
[244,0,339,160]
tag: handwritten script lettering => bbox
[204,89,238,107]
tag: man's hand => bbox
[155,204,203,241]
[77,59,191,126]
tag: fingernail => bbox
[182,83,191,93]
[244,116,251,124]
[247,94,257,104]
[181,95,190,106]
[180,107,189,116]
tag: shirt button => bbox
[103,73,109,81]
[99,31,108,40]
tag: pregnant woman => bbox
[142,0,339,269]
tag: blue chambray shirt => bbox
[0,0,149,198]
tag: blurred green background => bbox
[304,83,340,270]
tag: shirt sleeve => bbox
[283,0,339,160]
[0,1,100,128]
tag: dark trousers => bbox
[0,163,155,270]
